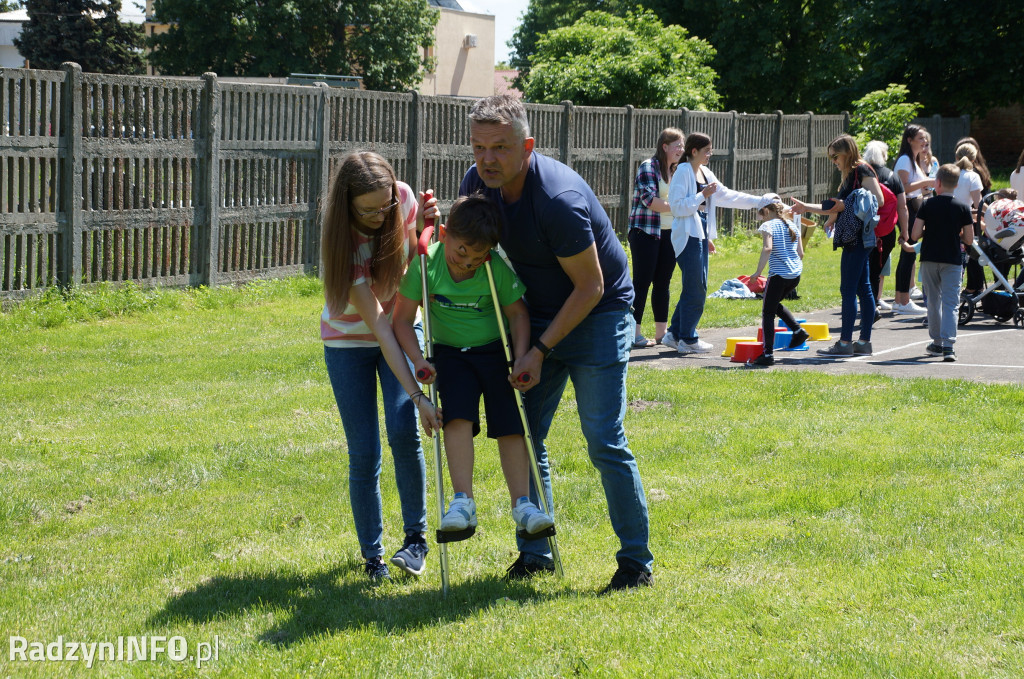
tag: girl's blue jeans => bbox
[669,234,709,344]
[324,344,427,560]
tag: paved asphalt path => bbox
[629,305,1024,386]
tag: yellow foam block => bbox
[722,336,758,357]
[801,322,831,341]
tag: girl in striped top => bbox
[747,194,807,367]
[320,151,440,583]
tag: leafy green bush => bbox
[849,84,921,162]
[522,9,720,109]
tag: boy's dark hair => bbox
[446,193,503,248]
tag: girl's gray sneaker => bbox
[390,534,429,576]
[816,340,854,357]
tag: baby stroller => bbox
[959,197,1024,327]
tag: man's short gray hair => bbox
[863,140,889,167]
[469,95,531,142]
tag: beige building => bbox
[419,0,495,98]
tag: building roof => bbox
[0,10,29,22]
[0,7,144,24]
[427,0,485,12]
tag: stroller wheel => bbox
[958,300,975,327]
[1014,308,1024,328]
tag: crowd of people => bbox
[320,104,1021,589]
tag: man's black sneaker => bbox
[943,347,957,362]
[925,343,943,356]
[364,556,391,584]
[390,533,429,576]
[504,553,555,581]
[601,565,653,593]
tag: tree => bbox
[848,84,921,158]
[148,0,437,91]
[509,0,634,83]
[521,10,719,110]
[640,0,858,114]
[846,0,1024,116]
[14,0,145,74]
[1,1,22,12]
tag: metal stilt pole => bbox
[483,259,564,578]
[416,223,450,596]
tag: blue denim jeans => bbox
[520,307,653,572]
[324,344,427,560]
[839,245,875,342]
[669,234,709,344]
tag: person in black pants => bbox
[863,141,908,314]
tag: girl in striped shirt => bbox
[320,151,440,583]
[747,194,807,367]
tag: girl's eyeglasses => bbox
[354,198,399,218]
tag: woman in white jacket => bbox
[664,132,763,353]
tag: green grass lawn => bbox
[3,232,1024,677]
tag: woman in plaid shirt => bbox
[627,127,684,347]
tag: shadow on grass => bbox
[147,563,564,646]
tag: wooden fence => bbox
[2,63,854,300]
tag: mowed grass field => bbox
[2,229,1023,678]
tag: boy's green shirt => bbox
[399,242,526,347]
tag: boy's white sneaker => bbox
[876,299,892,311]
[440,493,477,531]
[512,497,554,535]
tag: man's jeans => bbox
[325,345,427,560]
[669,234,709,344]
[520,307,654,572]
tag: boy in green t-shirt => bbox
[393,194,554,538]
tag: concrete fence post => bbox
[200,72,221,287]
[806,111,815,201]
[621,105,635,226]
[409,91,423,198]
[312,82,331,275]
[59,62,83,288]
[772,110,784,194]
[560,100,574,167]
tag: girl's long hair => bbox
[321,151,407,314]
[896,124,926,170]
[956,136,991,191]
[654,127,684,183]
[829,134,863,190]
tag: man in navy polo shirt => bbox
[459,95,653,591]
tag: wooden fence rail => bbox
[4,62,925,300]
